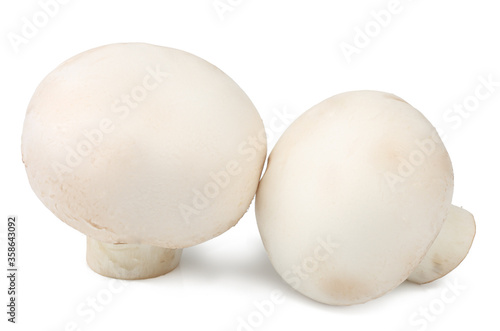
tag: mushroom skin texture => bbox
[256,90,454,305]
[22,43,266,279]
[408,205,476,284]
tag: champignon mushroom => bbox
[256,90,474,305]
[22,43,266,280]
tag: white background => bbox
[1,0,499,330]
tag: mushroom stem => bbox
[408,205,476,284]
[86,237,182,280]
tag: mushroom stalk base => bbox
[408,205,476,284]
[86,237,182,280]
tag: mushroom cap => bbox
[255,91,453,305]
[22,43,266,248]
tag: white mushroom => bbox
[408,205,476,284]
[256,90,466,305]
[22,43,266,280]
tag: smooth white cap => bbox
[256,91,453,305]
[22,43,266,249]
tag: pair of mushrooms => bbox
[22,43,475,306]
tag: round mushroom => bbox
[22,43,266,280]
[255,90,459,305]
